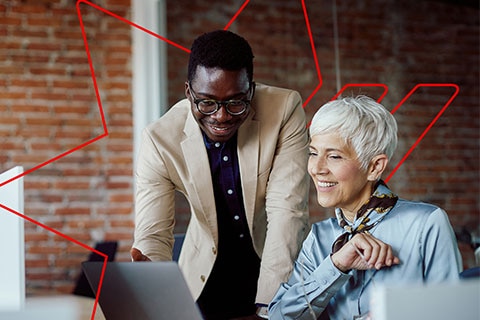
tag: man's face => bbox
[186,66,252,142]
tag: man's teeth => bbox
[318,181,337,188]
[212,126,228,131]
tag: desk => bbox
[0,295,105,320]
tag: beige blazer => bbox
[133,83,310,304]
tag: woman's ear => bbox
[367,154,389,181]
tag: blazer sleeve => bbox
[132,127,176,261]
[256,89,310,304]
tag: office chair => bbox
[72,241,118,298]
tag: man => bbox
[131,30,310,319]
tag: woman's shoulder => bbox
[393,198,443,215]
[389,199,449,226]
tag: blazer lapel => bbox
[181,111,218,243]
[237,110,259,230]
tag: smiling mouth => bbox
[207,123,234,135]
[317,181,338,188]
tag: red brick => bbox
[30,67,66,76]
[2,17,22,25]
[0,91,27,99]
[11,4,48,14]
[10,79,48,88]
[25,259,50,268]
[25,118,62,126]
[0,116,21,125]
[110,220,134,228]
[67,219,105,229]
[54,207,91,215]
[16,127,51,138]
[27,17,63,27]
[28,245,63,255]
[105,232,133,241]
[97,206,132,215]
[54,105,91,114]
[11,30,49,38]
[108,193,133,203]
[25,233,49,242]
[12,154,49,164]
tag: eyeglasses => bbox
[188,82,253,116]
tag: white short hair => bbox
[309,95,398,170]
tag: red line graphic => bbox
[224,0,250,30]
[0,1,459,319]
[301,0,323,107]
[77,0,190,53]
[0,203,108,318]
[332,84,389,102]
[385,83,460,183]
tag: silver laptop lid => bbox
[82,261,203,320]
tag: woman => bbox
[268,96,462,320]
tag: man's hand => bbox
[130,247,151,261]
[331,233,400,272]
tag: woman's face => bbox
[308,133,375,220]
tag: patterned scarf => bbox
[332,180,398,253]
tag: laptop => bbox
[369,279,480,320]
[82,261,204,320]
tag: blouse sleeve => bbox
[268,227,351,319]
[421,207,462,282]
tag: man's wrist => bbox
[256,305,268,319]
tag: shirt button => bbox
[239,234,244,238]
[200,275,206,282]
[214,142,220,148]
[212,247,217,255]
[227,189,233,195]
[223,155,229,162]
[234,215,240,220]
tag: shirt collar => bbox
[203,132,237,150]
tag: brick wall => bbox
[0,0,478,295]
[1,0,133,294]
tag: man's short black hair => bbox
[187,30,254,83]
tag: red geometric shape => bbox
[1,1,460,319]
[301,0,323,108]
[385,83,460,183]
[331,84,389,102]
[224,0,251,30]
[0,202,108,318]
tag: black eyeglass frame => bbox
[188,81,255,116]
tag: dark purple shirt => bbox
[196,133,260,319]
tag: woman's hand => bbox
[331,233,400,272]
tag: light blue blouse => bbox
[269,199,462,320]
